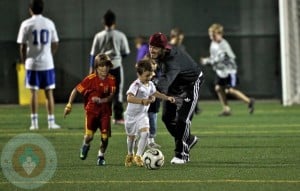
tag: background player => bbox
[17,0,60,130]
[89,9,130,125]
[64,54,116,166]
[200,23,255,116]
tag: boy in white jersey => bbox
[201,23,255,116]
[124,59,175,167]
[17,0,60,130]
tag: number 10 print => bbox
[32,29,49,45]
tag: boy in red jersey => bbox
[64,53,116,166]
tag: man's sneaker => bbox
[113,119,125,125]
[97,156,105,166]
[29,126,38,130]
[48,123,61,129]
[79,145,90,160]
[148,142,161,149]
[124,154,134,167]
[134,155,144,167]
[248,98,255,114]
[188,135,198,150]
[170,157,186,164]
[218,110,231,117]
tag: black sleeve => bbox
[156,60,180,94]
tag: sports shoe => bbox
[48,123,61,129]
[218,110,231,117]
[248,98,255,114]
[29,126,38,130]
[79,144,90,160]
[134,155,144,167]
[148,142,161,149]
[97,156,106,166]
[124,154,134,167]
[170,157,186,164]
[112,119,125,125]
[188,135,198,150]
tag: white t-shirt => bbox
[204,39,237,78]
[90,29,130,69]
[17,15,59,71]
[125,79,156,117]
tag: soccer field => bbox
[0,100,299,191]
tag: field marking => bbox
[0,129,300,137]
[0,179,300,185]
[1,123,300,133]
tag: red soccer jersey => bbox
[76,73,116,115]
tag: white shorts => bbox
[124,113,149,136]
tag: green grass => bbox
[0,100,300,191]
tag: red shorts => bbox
[85,112,111,137]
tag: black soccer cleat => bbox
[79,144,90,160]
[248,98,255,114]
[97,156,106,166]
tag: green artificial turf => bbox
[0,100,299,191]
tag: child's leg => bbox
[127,135,136,155]
[80,134,93,160]
[98,134,108,157]
[136,128,149,156]
[148,112,157,144]
[125,135,136,167]
[227,88,250,103]
[80,113,96,160]
[133,128,149,167]
[97,134,108,166]
[98,116,111,157]
[215,85,230,112]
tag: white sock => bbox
[136,131,149,156]
[127,136,135,155]
[48,114,55,126]
[148,137,154,144]
[98,150,104,157]
[31,114,38,127]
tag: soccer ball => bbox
[142,148,164,170]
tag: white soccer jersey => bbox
[124,79,156,117]
[17,15,59,71]
[90,29,130,69]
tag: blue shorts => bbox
[26,69,56,90]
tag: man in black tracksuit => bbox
[148,32,204,164]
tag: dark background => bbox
[0,0,280,103]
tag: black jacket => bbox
[156,46,203,96]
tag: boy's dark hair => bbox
[136,59,154,75]
[103,10,116,27]
[94,53,113,69]
[30,0,44,14]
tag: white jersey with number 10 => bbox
[17,15,59,71]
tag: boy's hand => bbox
[64,103,72,118]
[167,97,176,103]
[141,99,152,106]
[149,96,156,103]
[91,96,101,104]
